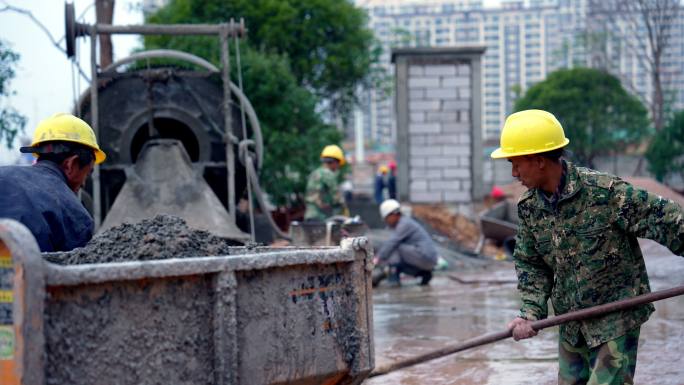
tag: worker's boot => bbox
[386,266,401,288]
[418,270,433,286]
[372,266,388,287]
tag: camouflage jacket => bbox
[514,162,684,347]
[304,166,345,220]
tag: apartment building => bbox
[361,0,684,143]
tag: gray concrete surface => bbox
[366,239,684,384]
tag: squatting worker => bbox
[304,144,348,221]
[0,113,106,252]
[374,199,437,287]
[491,109,684,385]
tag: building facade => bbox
[360,0,684,143]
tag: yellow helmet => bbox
[378,165,389,174]
[320,144,345,166]
[491,109,569,159]
[25,113,106,164]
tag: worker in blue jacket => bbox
[374,165,388,205]
[0,113,106,252]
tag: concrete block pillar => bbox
[392,47,486,204]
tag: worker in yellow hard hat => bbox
[303,144,348,221]
[0,113,106,252]
[492,110,684,384]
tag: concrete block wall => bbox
[406,63,473,203]
[393,47,486,204]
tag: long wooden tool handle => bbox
[369,285,684,377]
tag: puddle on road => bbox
[367,242,684,385]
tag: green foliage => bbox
[143,0,380,206]
[646,110,684,183]
[236,48,342,206]
[0,40,26,148]
[514,68,650,167]
[142,37,341,205]
[146,0,380,116]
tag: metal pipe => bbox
[244,154,292,241]
[101,49,220,73]
[81,23,246,36]
[220,26,236,225]
[369,284,684,377]
[90,25,101,229]
[234,31,255,242]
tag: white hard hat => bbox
[379,199,401,219]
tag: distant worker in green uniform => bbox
[491,109,684,385]
[304,144,348,221]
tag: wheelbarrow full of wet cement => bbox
[0,219,374,385]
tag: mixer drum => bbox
[78,69,250,224]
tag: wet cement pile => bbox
[50,215,241,265]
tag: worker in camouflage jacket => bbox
[304,145,347,221]
[491,110,684,385]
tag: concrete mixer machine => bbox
[65,3,268,242]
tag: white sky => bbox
[0,0,142,165]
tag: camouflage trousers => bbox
[558,328,640,385]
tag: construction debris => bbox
[50,215,241,265]
[411,204,481,250]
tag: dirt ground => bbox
[411,204,510,258]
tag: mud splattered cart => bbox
[0,219,374,385]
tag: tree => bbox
[0,40,26,149]
[146,0,380,118]
[514,68,650,168]
[587,0,682,132]
[143,0,380,206]
[236,48,342,206]
[646,110,684,183]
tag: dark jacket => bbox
[374,174,385,204]
[387,173,397,199]
[0,161,94,252]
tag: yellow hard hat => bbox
[491,109,569,159]
[26,113,106,164]
[378,165,389,174]
[320,144,345,166]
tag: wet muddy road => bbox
[366,240,684,385]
